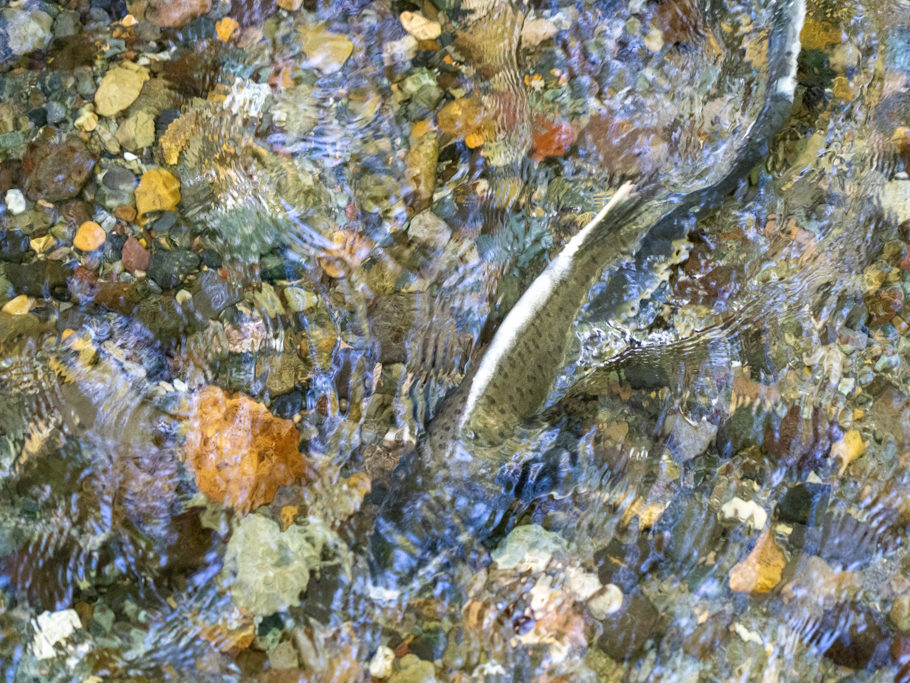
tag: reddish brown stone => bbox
[59,200,93,226]
[146,0,211,27]
[531,117,578,161]
[121,236,150,273]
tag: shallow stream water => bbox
[1,0,910,680]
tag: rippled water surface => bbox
[1,0,910,680]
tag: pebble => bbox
[0,7,53,57]
[135,168,181,219]
[400,11,441,41]
[4,189,26,215]
[300,26,354,74]
[408,210,451,249]
[121,236,150,273]
[521,17,558,46]
[728,529,786,594]
[216,16,239,42]
[1,295,33,316]
[24,136,96,202]
[46,101,67,124]
[116,110,156,151]
[720,496,768,529]
[146,0,212,28]
[0,230,32,263]
[283,286,318,312]
[891,593,910,632]
[31,609,81,660]
[95,63,150,118]
[596,594,662,660]
[588,584,624,620]
[74,221,106,252]
[388,654,437,683]
[830,429,867,475]
[147,248,200,290]
[368,645,395,679]
[491,524,568,573]
[75,111,99,132]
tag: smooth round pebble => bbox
[74,221,106,251]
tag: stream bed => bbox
[1,0,910,680]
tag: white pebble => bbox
[32,609,81,660]
[368,645,395,679]
[4,189,26,215]
[720,497,768,530]
[588,584,623,620]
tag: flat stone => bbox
[121,236,150,273]
[193,269,243,319]
[301,26,354,74]
[147,248,200,290]
[1,7,53,58]
[6,260,71,299]
[23,135,96,202]
[0,230,33,263]
[408,211,451,249]
[95,62,150,117]
[115,110,156,151]
[491,524,568,573]
[596,593,662,660]
[4,189,26,215]
[135,168,181,220]
[146,0,212,28]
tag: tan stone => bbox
[95,63,150,117]
[729,529,787,594]
[831,429,867,475]
[300,26,354,75]
[400,11,441,41]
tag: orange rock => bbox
[113,204,137,222]
[135,168,181,220]
[531,117,577,160]
[729,529,787,594]
[185,385,309,512]
[74,221,106,251]
[215,16,239,41]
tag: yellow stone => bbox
[135,168,181,219]
[94,62,150,117]
[75,111,99,132]
[278,0,302,8]
[800,16,843,51]
[74,221,106,251]
[30,235,56,253]
[831,429,867,475]
[465,132,484,148]
[215,16,239,41]
[729,529,786,594]
[2,295,33,315]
